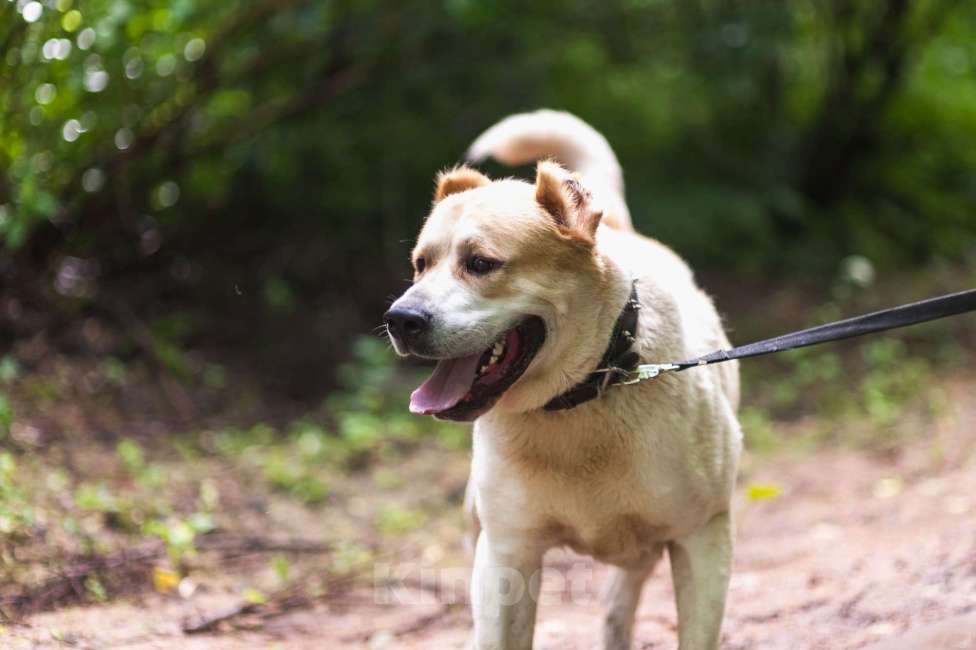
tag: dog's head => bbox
[385,161,612,421]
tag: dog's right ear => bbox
[433,166,490,203]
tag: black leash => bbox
[672,288,976,370]
[549,288,976,407]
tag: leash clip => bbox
[631,363,680,382]
[594,363,680,387]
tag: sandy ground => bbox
[5,381,976,650]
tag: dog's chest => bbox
[540,508,670,568]
[475,401,726,566]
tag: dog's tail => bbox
[466,109,633,231]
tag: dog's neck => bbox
[489,249,633,416]
[543,277,641,411]
[557,247,635,388]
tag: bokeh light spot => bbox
[84,69,109,92]
[77,27,95,50]
[21,2,42,23]
[42,39,71,61]
[184,38,205,62]
[62,119,82,142]
[156,54,177,77]
[114,127,134,151]
[82,168,105,193]
[35,83,57,105]
[156,181,180,208]
[124,48,144,79]
[31,151,53,173]
[42,39,57,61]
[62,9,82,33]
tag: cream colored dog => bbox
[385,110,742,650]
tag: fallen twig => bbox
[196,534,332,555]
[387,602,459,638]
[0,544,162,619]
[340,602,463,644]
[182,586,312,634]
[0,533,333,621]
[182,601,261,635]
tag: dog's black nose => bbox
[384,306,431,345]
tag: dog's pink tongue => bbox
[410,353,481,415]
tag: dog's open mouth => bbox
[409,317,546,421]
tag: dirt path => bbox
[6,382,976,649]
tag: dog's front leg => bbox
[668,512,733,650]
[471,530,543,650]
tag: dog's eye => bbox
[415,257,426,273]
[465,256,500,276]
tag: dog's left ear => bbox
[434,165,490,203]
[535,161,602,243]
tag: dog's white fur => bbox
[393,110,742,649]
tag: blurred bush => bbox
[2,0,975,388]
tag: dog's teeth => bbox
[489,354,499,365]
[493,342,504,355]
[479,365,488,375]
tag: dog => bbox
[385,109,742,650]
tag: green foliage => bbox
[74,481,117,513]
[739,406,778,453]
[241,587,267,605]
[329,540,374,576]
[0,356,20,383]
[271,555,291,583]
[198,335,466,507]
[116,439,145,473]
[84,575,108,602]
[375,504,427,537]
[0,392,13,438]
[859,339,928,426]
[116,438,163,487]
[744,324,943,451]
[99,357,128,385]
[261,449,330,504]
[0,452,33,536]
[2,1,975,355]
[143,512,214,566]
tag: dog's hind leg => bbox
[602,546,663,650]
[668,512,733,650]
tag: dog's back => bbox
[466,109,633,232]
